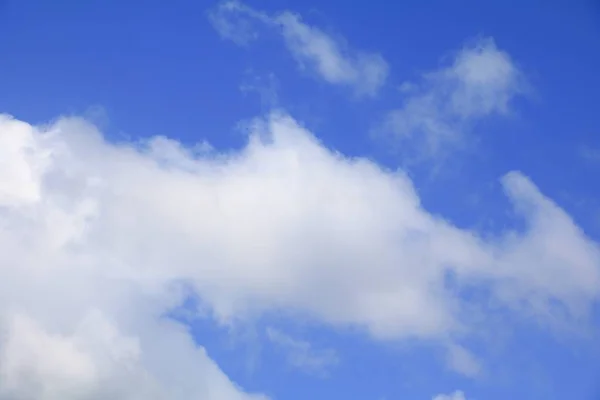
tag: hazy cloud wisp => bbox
[209,1,389,96]
[381,38,526,160]
[265,328,338,376]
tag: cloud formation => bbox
[209,1,389,96]
[382,38,526,159]
[0,110,599,397]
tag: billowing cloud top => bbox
[0,110,599,398]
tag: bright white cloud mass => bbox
[0,106,599,398]
[209,1,389,96]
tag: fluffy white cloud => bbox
[0,116,268,400]
[382,38,526,159]
[0,110,599,397]
[265,327,338,376]
[209,1,389,96]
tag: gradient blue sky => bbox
[1,1,600,400]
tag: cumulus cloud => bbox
[381,38,526,159]
[265,327,338,376]
[209,1,389,96]
[0,110,599,397]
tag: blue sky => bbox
[0,1,600,399]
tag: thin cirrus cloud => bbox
[265,327,339,376]
[380,37,527,160]
[208,1,389,97]
[580,144,600,164]
[433,391,467,400]
[0,103,599,398]
[444,344,482,378]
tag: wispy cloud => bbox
[433,390,467,400]
[380,37,527,160]
[208,1,269,46]
[240,72,280,111]
[265,327,338,376]
[579,144,600,164]
[445,344,482,377]
[208,1,389,96]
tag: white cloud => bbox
[381,38,526,159]
[0,115,269,400]
[265,327,338,376]
[433,390,466,400]
[0,110,599,397]
[209,1,389,96]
